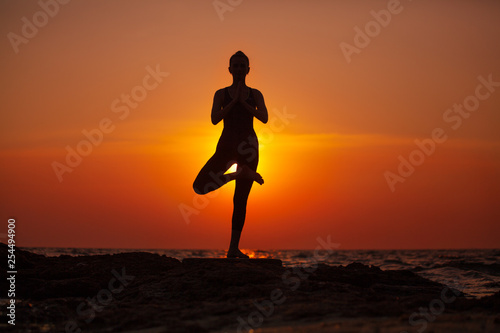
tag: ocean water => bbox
[24,247,500,299]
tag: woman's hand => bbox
[235,81,247,103]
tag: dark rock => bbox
[0,243,497,333]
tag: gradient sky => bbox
[1,0,499,250]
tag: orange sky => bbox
[1,0,499,250]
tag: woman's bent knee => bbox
[193,179,220,195]
[193,179,207,195]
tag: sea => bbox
[24,247,500,299]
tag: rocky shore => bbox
[1,243,499,332]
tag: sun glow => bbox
[225,163,238,174]
[243,250,270,259]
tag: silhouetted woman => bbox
[193,51,268,258]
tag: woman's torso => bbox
[220,86,256,143]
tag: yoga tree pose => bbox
[193,51,268,258]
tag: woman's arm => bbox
[211,89,236,125]
[241,88,268,124]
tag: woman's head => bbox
[229,51,250,79]
[229,51,249,67]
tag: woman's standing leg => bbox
[227,144,259,258]
[228,177,254,257]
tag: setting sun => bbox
[1,0,499,250]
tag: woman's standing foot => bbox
[227,248,249,259]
